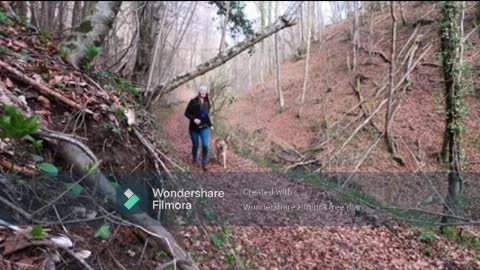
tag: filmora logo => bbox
[116,184,147,215]
[123,189,139,209]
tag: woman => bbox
[184,85,213,171]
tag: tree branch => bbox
[145,1,303,107]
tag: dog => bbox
[214,137,228,169]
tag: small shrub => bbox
[0,105,41,139]
[83,45,102,61]
[418,231,437,243]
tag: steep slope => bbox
[224,2,480,172]
[164,91,480,270]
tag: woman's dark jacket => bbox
[184,97,212,131]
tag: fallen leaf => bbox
[5,77,13,88]
[37,95,51,109]
[75,250,92,259]
[3,235,31,255]
[100,104,110,111]
[35,110,51,115]
[125,108,136,126]
[12,40,27,49]
[50,236,73,248]
[7,27,18,35]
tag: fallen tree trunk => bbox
[0,87,198,270]
[52,140,197,270]
[145,1,303,107]
[0,60,94,114]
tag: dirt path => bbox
[164,106,268,173]
[163,105,479,270]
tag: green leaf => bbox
[111,182,120,189]
[209,233,224,248]
[419,231,436,243]
[0,105,41,139]
[31,225,44,239]
[32,139,43,148]
[32,155,44,162]
[64,182,83,198]
[38,162,58,177]
[94,224,111,240]
[81,161,99,175]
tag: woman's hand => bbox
[194,118,201,125]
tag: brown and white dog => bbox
[214,137,228,169]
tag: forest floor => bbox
[161,105,480,270]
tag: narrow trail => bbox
[162,105,479,270]
[165,106,267,173]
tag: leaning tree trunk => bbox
[60,1,122,69]
[439,1,466,223]
[145,1,302,107]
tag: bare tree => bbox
[29,1,38,27]
[297,1,312,118]
[71,1,82,29]
[399,1,407,25]
[132,1,163,83]
[219,1,230,53]
[352,1,360,71]
[385,1,402,163]
[145,2,169,94]
[11,1,27,17]
[274,1,284,112]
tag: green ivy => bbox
[208,1,255,40]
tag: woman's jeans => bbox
[190,128,209,165]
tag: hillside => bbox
[223,1,480,173]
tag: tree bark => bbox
[60,1,123,69]
[352,1,360,71]
[46,1,56,32]
[11,1,27,17]
[399,1,407,25]
[274,1,284,112]
[71,1,82,28]
[258,1,266,91]
[145,2,302,107]
[82,1,97,19]
[57,1,65,36]
[298,1,312,118]
[439,1,465,223]
[385,1,399,160]
[29,1,38,27]
[145,2,168,94]
[219,1,230,53]
[132,1,163,84]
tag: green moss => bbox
[77,20,93,33]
